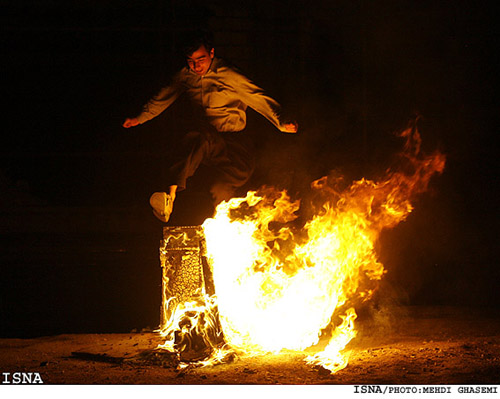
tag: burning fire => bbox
[158,121,446,373]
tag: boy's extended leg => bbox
[150,129,214,222]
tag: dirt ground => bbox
[1,306,499,385]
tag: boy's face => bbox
[187,45,214,76]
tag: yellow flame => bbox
[159,121,446,373]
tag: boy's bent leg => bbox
[150,129,215,222]
[149,131,211,223]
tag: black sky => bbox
[1,0,499,336]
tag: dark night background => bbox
[1,0,498,338]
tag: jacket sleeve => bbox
[230,69,287,132]
[136,74,185,124]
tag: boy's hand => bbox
[122,118,140,128]
[282,121,298,133]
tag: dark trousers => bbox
[168,127,255,204]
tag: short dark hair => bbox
[179,29,214,57]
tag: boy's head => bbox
[180,29,215,76]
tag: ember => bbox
[157,120,446,373]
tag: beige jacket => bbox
[136,57,287,132]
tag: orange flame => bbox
[159,120,446,373]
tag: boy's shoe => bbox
[149,192,174,223]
